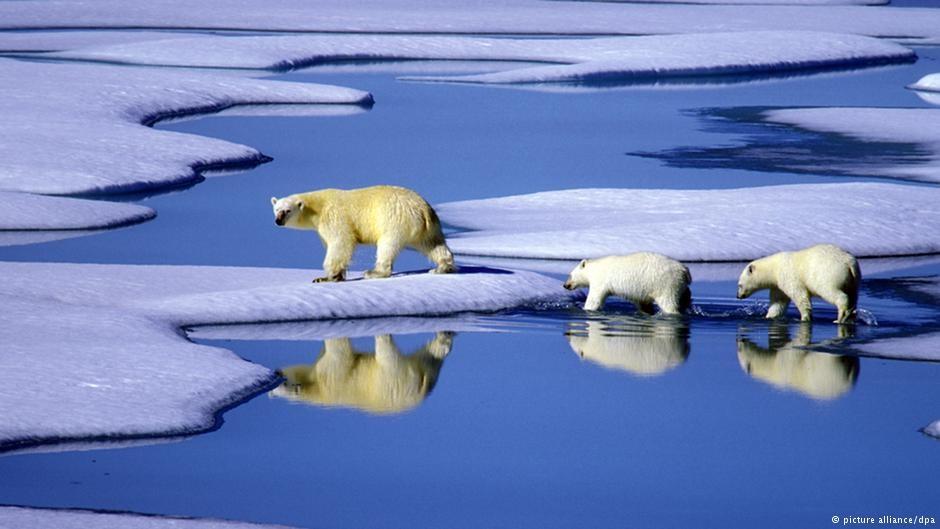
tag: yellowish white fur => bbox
[271,185,456,282]
[564,253,692,314]
[271,332,452,414]
[737,244,860,323]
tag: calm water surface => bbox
[1,48,939,529]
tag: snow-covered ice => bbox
[0,59,370,197]
[910,73,940,94]
[2,1,939,41]
[762,107,940,183]
[44,32,914,85]
[0,58,370,231]
[437,183,940,262]
[0,506,298,529]
[0,191,154,231]
[0,261,568,451]
[924,421,940,440]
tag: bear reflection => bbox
[737,323,859,400]
[566,318,690,376]
[271,332,453,414]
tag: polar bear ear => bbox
[295,200,304,210]
[271,197,278,206]
[747,264,755,274]
[579,259,587,268]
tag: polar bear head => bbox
[271,196,305,227]
[563,259,590,290]
[737,262,760,299]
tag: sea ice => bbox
[437,183,940,262]
[761,108,940,183]
[924,421,940,440]
[0,261,568,452]
[0,58,370,231]
[43,32,914,85]
[0,191,154,231]
[0,506,298,529]
[2,1,939,41]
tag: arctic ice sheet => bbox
[2,1,939,41]
[762,108,940,183]
[925,421,940,440]
[0,261,568,451]
[437,183,940,261]
[46,32,914,85]
[0,506,297,529]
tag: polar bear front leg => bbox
[366,237,402,279]
[584,287,608,311]
[791,290,813,322]
[765,288,791,319]
[316,236,354,282]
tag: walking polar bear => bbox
[271,185,456,282]
[563,253,692,314]
[737,244,860,324]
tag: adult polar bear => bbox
[272,185,456,282]
[737,244,860,324]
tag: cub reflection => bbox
[271,332,453,414]
[565,318,690,377]
[737,323,859,400]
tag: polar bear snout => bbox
[274,212,286,226]
[563,279,575,290]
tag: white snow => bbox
[924,420,940,440]
[909,73,940,94]
[436,183,940,262]
[0,191,154,231]
[1,1,939,41]
[0,30,211,52]
[43,32,913,85]
[0,261,569,451]
[0,58,370,197]
[856,331,940,362]
[0,58,370,231]
[762,107,940,183]
[0,506,297,529]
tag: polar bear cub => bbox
[563,253,692,314]
[737,244,860,323]
[271,185,456,282]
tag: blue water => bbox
[1,48,940,529]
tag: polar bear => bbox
[271,185,456,282]
[565,318,689,377]
[271,332,453,414]
[563,253,692,314]
[736,244,860,323]
[736,323,858,400]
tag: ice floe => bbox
[43,32,914,85]
[924,420,940,440]
[0,58,370,197]
[0,261,568,451]
[2,1,939,41]
[0,506,297,529]
[0,191,154,231]
[0,58,370,232]
[437,183,940,262]
[761,108,940,183]
[910,73,940,106]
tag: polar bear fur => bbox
[270,332,453,414]
[563,253,692,314]
[737,244,860,324]
[566,319,689,376]
[737,323,858,400]
[271,185,456,282]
